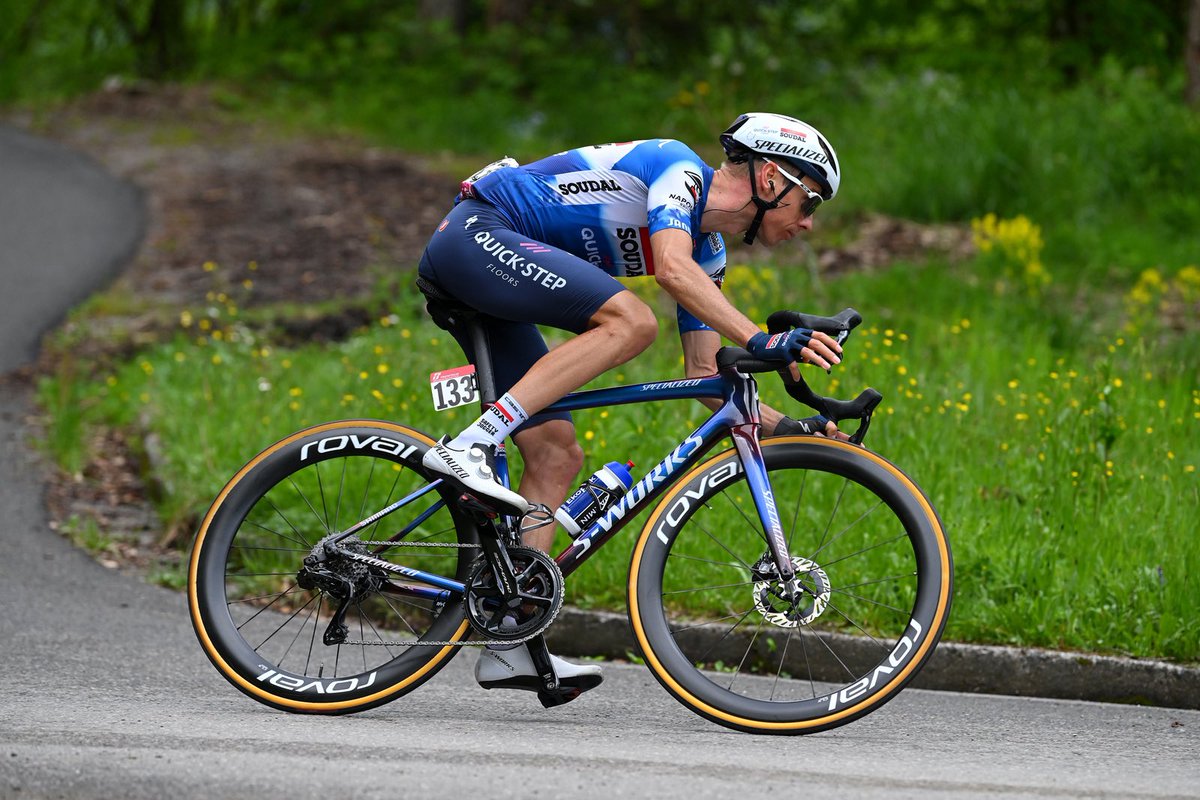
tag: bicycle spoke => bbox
[769,630,794,701]
[688,516,756,572]
[227,586,306,605]
[817,531,908,569]
[796,626,817,699]
[662,580,755,596]
[786,469,808,552]
[333,457,349,533]
[820,598,890,651]
[288,474,330,537]
[262,498,314,548]
[727,617,765,692]
[666,551,747,570]
[303,594,324,675]
[266,592,321,659]
[314,461,331,531]
[229,582,300,626]
[828,587,911,617]
[230,544,310,553]
[685,607,756,667]
[720,490,768,545]
[835,572,917,592]
[366,467,404,542]
[668,612,747,635]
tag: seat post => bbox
[466,320,498,409]
[415,275,500,412]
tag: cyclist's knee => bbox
[592,291,657,357]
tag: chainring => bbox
[464,545,564,641]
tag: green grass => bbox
[39,228,1200,662]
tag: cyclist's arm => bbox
[651,228,760,347]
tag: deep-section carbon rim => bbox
[629,437,952,734]
[189,421,478,713]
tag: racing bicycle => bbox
[187,278,952,735]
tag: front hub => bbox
[751,552,831,627]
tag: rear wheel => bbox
[189,421,479,714]
[629,436,952,734]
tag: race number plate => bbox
[429,365,479,411]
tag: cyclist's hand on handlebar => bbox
[746,328,843,378]
[774,414,851,441]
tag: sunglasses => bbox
[764,158,824,217]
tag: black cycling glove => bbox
[773,415,831,437]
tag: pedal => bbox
[457,492,499,519]
[537,686,583,708]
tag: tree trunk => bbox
[1187,0,1200,106]
[144,0,191,78]
[421,0,468,36]
[487,0,528,29]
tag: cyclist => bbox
[418,112,845,700]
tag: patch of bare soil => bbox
[9,84,974,571]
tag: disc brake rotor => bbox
[751,553,831,628]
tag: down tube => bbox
[554,411,736,577]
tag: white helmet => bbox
[720,112,840,200]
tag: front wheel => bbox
[629,436,952,735]
[189,420,480,714]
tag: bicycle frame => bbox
[349,365,799,605]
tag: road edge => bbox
[544,606,1200,710]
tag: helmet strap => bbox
[742,156,795,245]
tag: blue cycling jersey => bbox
[464,139,726,333]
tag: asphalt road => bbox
[1,126,1197,799]
[0,125,143,374]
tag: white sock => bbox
[451,392,529,449]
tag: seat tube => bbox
[466,319,512,487]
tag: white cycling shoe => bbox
[475,645,603,698]
[422,438,532,517]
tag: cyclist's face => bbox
[758,167,820,247]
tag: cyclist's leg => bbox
[419,201,656,511]
[434,312,584,545]
[512,419,581,552]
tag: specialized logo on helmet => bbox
[752,139,829,165]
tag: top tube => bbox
[544,375,728,414]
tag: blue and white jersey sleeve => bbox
[641,139,708,237]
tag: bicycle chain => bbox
[334,541,555,647]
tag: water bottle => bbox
[554,460,635,537]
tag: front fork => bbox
[730,423,796,585]
[725,373,797,585]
